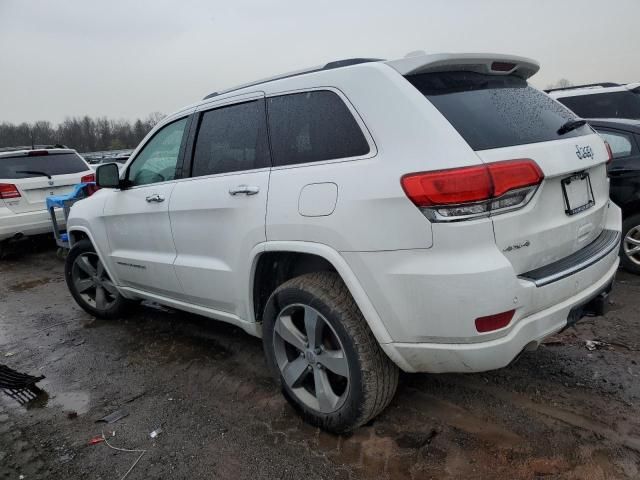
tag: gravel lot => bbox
[1,243,639,479]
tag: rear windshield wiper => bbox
[557,119,587,135]
[14,170,52,179]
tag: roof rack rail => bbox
[545,82,621,93]
[202,57,384,101]
[322,58,383,70]
[0,144,68,152]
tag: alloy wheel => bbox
[624,225,640,266]
[272,304,350,413]
[71,252,119,310]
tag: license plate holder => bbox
[561,172,595,216]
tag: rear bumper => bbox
[342,202,622,373]
[381,256,618,373]
[0,207,63,241]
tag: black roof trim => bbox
[0,144,68,153]
[545,82,621,93]
[322,58,383,70]
[202,58,384,101]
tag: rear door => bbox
[169,94,270,319]
[408,71,610,274]
[0,151,92,213]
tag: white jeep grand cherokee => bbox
[64,53,621,432]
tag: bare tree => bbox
[0,114,165,151]
[547,78,574,90]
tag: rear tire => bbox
[65,239,131,319]
[262,272,399,433]
[621,214,640,275]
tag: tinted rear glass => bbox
[192,100,270,177]
[0,153,88,179]
[267,91,370,166]
[407,72,591,150]
[557,91,640,120]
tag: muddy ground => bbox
[1,243,639,480]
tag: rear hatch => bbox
[0,151,92,213]
[406,69,610,274]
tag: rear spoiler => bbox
[385,53,540,80]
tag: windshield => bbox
[556,91,640,120]
[0,153,88,179]
[407,71,592,151]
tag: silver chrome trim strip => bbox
[519,230,620,287]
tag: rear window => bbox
[0,152,88,179]
[267,91,370,166]
[407,72,592,151]
[557,91,640,120]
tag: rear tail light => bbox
[401,159,544,222]
[604,141,613,165]
[27,150,49,156]
[0,183,21,199]
[80,173,99,196]
[475,310,515,333]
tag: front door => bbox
[169,95,270,320]
[102,114,191,297]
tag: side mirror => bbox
[96,163,121,189]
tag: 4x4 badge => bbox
[575,145,594,160]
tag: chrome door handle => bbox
[145,194,165,203]
[229,185,260,196]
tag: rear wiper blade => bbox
[557,119,587,135]
[15,170,52,179]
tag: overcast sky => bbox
[1,0,638,124]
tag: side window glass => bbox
[267,91,370,167]
[597,130,633,159]
[128,117,188,186]
[191,100,270,177]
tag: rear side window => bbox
[407,72,592,151]
[192,100,270,177]
[267,91,370,167]
[0,153,88,179]
[596,129,634,159]
[557,92,640,120]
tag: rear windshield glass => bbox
[557,91,640,120]
[407,72,592,150]
[0,153,88,179]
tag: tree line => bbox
[0,113,165,152]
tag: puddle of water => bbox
[8,278,51,292]
[46,391,91,415]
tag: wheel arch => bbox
[249,241,393,345]
[66,226,129,298]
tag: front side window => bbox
[597,129,634,159]
[128,117,188,186]
[267,91,370,167]
[191,100,270,177]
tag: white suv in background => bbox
[0,147,94,249]
[64,53,621,432]
[547,82,640,119]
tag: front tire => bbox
[262,272,398,433]
[621,214,640,275]
[64,239,130,319]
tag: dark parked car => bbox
[548,83,640,120]
[589,119,640,273]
